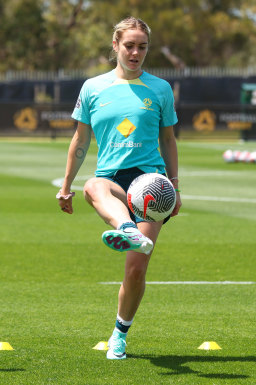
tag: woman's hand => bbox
[58,196,74,214]
[56,190,75,214]
[171,191,182,217]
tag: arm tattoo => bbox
[75,147,85,159]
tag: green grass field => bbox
[0,138,255,385]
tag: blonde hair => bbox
[113,17,151,43]
[110,17,151,61]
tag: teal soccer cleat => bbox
[107,330,127,360]
[102,227,153,255]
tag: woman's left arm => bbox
[159,125,182,217]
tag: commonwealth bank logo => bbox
[116,118,136,138]
[113,118,142,148]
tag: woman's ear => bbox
[113,40,118,52]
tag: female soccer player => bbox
[57,16,182,360]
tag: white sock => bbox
[117,313,133,326]
[115,313,134,334]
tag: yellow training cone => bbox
[198,341,221,350]
[92,341,108,351]
[0,342,14,350]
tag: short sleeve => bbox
[159,83,178,128]
[71,81,91,125]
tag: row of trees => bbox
[0,0,256,74]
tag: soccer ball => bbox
[238,151,251,162]
[249,151,256,163]
[127,173,176,222]
[223,149,235,163]
[233,150,241,162]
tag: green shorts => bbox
[97,167,171,224]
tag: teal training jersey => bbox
[72,70,178,176]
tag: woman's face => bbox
[113,29,149,77]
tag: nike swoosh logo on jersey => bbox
[100,102,112,107]
[143,194,156,219]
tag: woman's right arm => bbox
[58,121,92,213]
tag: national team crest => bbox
[140,98,154,111]
[143,98,152,108]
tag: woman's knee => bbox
[125,263,147,285]
[84,178,104,203]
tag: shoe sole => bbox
[106,350,126,360]
[102,231,141,252]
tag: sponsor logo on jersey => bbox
[111,118,142,148]
[75,97,81,109]
[110,141,142,148]
[100,102,112,107]
[116,118,136,138]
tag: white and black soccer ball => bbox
[127,173,176,222]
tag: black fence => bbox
[0,75,256,139]
[1,102,256,140]
[2,76,256,104]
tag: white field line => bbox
[99,281,256,285]
[52,176,256,203]
[182,194,256,204]
[181,171,243,177]
[52,176,92,191]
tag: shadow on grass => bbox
[128,354,255,379]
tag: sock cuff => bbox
[114,327,127,336]
[117,313,133,326]
[117,221,137,231]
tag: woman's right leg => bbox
[84,177,131,228]
[84,177,153,254]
